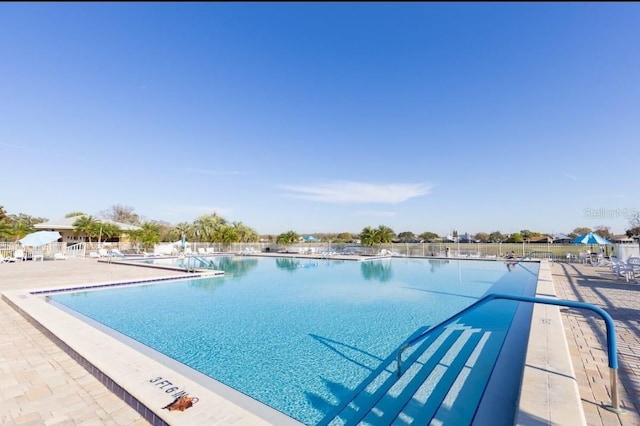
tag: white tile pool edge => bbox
[514,260,587,425]
[2,275,301,426]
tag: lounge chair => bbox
[198,248,207,255]
[54,252,67,260]
[89,251,100,258]
[33,250,44,261]
[240,247,257,256]
[108,249,125,257]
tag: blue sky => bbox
[1,3,639,236]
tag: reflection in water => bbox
[275,258,320,273]
[428,259,450,273]
[275,257,301,272]
[360,260,393,282]
[214,257,258,278]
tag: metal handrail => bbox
[396,293,624,414]
[520,251,556,261]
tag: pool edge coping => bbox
[514,260,587,425]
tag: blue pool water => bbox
[49,257,538,424]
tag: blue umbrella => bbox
[571,232,611,245]
[19,231,62,247]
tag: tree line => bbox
[1,204,639,249]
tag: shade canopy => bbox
[19,231,62,247]
[571,232,611,245]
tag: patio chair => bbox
[593,254,610,267]
[33,250,44,262]
[611,258,634,282]
[578,252,590,265]
[198,248,206,255]
[13,249,24,262]
[54,252,67,260]
[626,257,640,281]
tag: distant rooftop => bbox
[34,216,141,231]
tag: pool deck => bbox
[0,257,638,425]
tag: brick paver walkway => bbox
[553,262,640,426]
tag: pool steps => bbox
[322,325,497,425]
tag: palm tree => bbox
[218,225,239,249]
[73,215,100,243]
[232,222,259,243]
[139,222,161,250]
[359,226,379,249]
[276,230,299,247]
[173,222,193,242]
[0,220,12,241]
[10,221,32,242]
[193,214,227,242]
[99,223,121,243]
[377,225,395,244]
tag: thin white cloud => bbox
[563,173,578,181]
[280,181,433,204]
[352,210,397,217]
[172,167,246,176]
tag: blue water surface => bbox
[50,257,538,425]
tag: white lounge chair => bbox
[198,248,207,255]
[12,249,24,262]
[240,247,257,256]
[54,252,67,260]
[626,257,640,282]
[611,258,634,282]
[578,252,590,265]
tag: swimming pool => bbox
[48,257,539,425]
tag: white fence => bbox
[2,240,638,261]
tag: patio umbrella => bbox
[571,232,611,245]
[19,231,62,247]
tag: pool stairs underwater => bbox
[319,324,502,425]
[178,256,216,271]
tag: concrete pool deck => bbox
[0,257,638,425]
